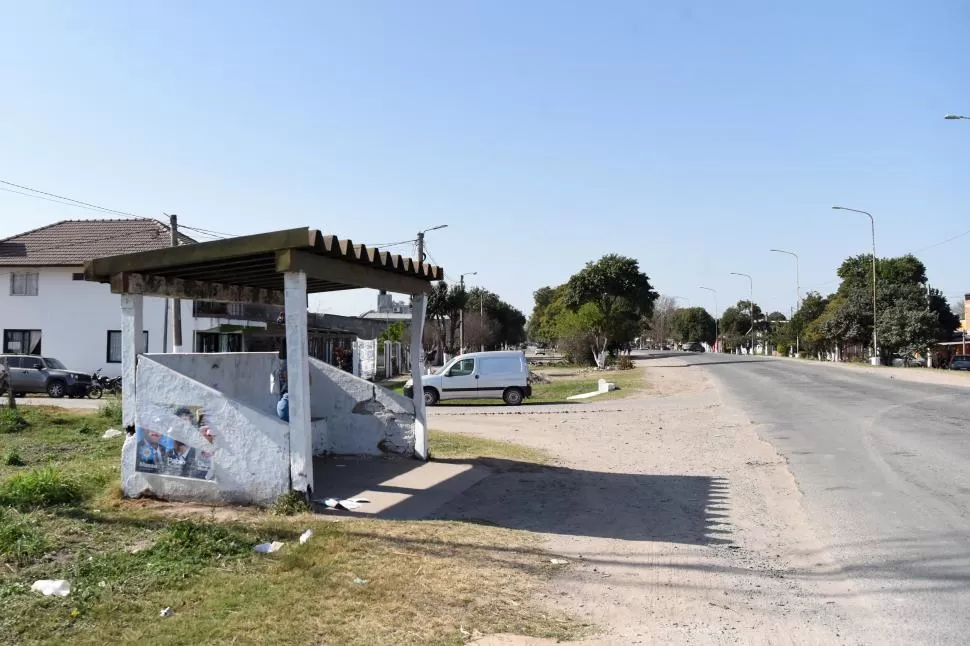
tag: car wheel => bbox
[503,387,524,406]
[423,387,440,406]
[47,380,66,398]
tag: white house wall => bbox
[124,355,289,506]
[0,266,193,377]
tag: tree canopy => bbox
[670,307,717,344]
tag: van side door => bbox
[440,358,478,399]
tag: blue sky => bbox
[1,1,968,318]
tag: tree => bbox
[564,254,658,368]
[463,311,499,350]
[670,307,716,344]
[378,321,407,344]
[719,301,761,351]
[644,295,678,348]
[466,287,527,349]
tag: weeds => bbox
[0,467,83,510]
[0,508,47,566]
[0,408,28,434]
[3,449,26,466]
[273,490,310,516]
[99,400,123,426]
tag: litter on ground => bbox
[160,607,173,617]
[31,580,71,597]
[299,529,313,544]
[102,428,123,439]
[317,497,371,511]
[254,541,285,553]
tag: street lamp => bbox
[699,286,718,352]
[415,224,448,262]
[730,272,754,354]
[770,248,800,355]
[832,206,878,363]
[458,272,477,352]
[944,114,969,120]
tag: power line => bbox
[177,224,236,239]
[365,238,417,249]
[911,227,970,254]
[0,178,147,219]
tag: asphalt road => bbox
[665,351,970,645]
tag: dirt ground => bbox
[431,358,881,645]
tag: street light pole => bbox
[730,272,754,354]
[699,286,718,352]
[832,206,878,363]
[415,224,448,264]
[458,271,477,353]
[770,248,800,355]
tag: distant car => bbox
[681,342,705,353]
[0,354,93,398]
[892,355,926,368]
[950,355,970,371]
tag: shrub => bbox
[615,355,635,370]
[150,521,254,564]
[776,343,788,356]
[273,490,310,516]
[3,449,25,466]
[99,400,123,426]
[0,467,83,510]
[0,508,48,566]
[0,408,28,434]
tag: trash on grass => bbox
[299,529,313,544]
[254,541,285,554]
[160,607,173,617]
[353,576,368,585]
[31,580,71,597]
[102,428,123,439]
[549,558,569,565]
[318,497,371,511]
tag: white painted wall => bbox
[0,266,194,377]
[147,352,279,415]
[308,357,415,456]
[124,356,289,506]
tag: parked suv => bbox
[0,355,92,398]
[404,350,532,406]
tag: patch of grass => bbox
[0,408,28,434]
[0,508,48,566]
[273,490,310,516]
[430,429,551,464]
[4,448,26,466]
[98,400,122,426]
[0,466,83,510]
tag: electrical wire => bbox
[0,179,147,219]
[365,239,417,249]
[911,227,970,254]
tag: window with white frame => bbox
[10,271,39,296]
[106,330,150,363]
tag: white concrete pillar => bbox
[284,271,313,495]
[120,294,144,428]
[410,293,429,460]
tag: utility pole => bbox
[458,271,478,354]
[169,213,183,353]
[770,249,800,356]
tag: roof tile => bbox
[0,219,195,266]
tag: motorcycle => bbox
[87,369,106,399]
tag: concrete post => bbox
[120,294,144,429]
[284,271,313,495]
[410,293,429,459]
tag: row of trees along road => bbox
[643,253,959,362]
[425,282,527,356]
[528,254,659,368]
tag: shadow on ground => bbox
[314,456,731,546]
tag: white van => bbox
[405,350,531,406]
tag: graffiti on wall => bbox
[135,405,216,480]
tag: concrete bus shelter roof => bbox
[83,226,444,304]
